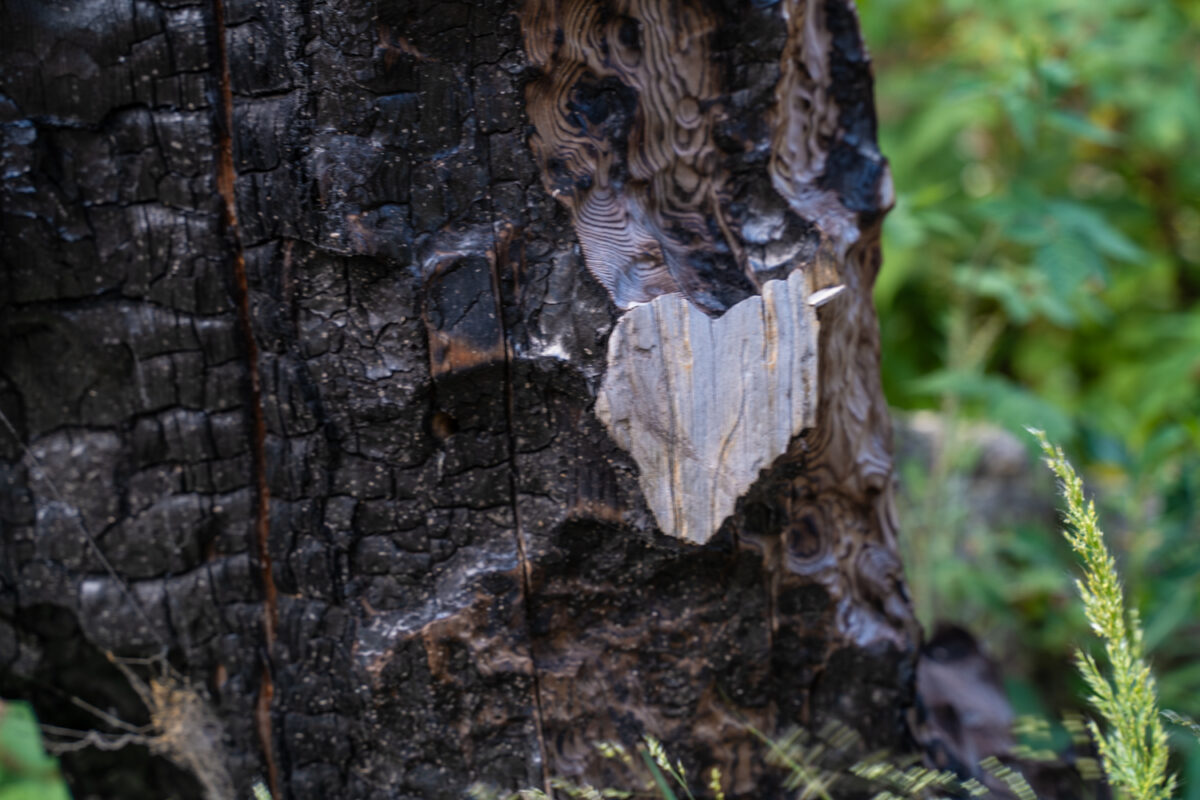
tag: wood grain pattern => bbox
[515,0,919,792]
[596,270,820,543]
[770,0,894,257]
[521,0,757,314]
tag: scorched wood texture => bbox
[0,0,918,797]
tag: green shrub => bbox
[860,0,1200,784]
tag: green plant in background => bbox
[1036,431,1174,799]
[861,0,1200,447]
[0,700,72,800]
[855,0,1200,789]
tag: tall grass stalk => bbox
[1033,430,1175,800]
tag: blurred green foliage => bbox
[862,0,1200,447]
[0,700,71,800]
[857,0,1200,790]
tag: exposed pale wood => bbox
[596,270,820,543]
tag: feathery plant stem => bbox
[1032,429,1175,800]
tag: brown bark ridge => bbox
[0,0,918,798]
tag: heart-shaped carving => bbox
[596,270,825,543]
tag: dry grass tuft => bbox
[42,652,234,800]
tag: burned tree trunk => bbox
[0,0,917,798]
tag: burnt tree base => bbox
[0,0,919,798]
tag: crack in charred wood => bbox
[210,0,280,796]
[486,221,554,795]
[0,0,924,792]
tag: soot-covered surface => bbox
[0,1,916,797]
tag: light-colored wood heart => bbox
[596,270,830,543]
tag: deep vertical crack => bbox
[485,208,554,800]
[472,51,553,794]
[210,0,280,796]
[490,243,554,797]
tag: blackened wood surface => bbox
[0,1,918,798]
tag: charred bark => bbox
[0,0,917,798]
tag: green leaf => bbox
[0,702,71,800]
[0,703,59,779]
[0,779,72,800]
[1142,582,1196,654]
[639,750,678,800]
[1001,91,1037,149]
[1047,201,1143,263]
[953,266,1033,323]
[914,371,1074,442]
[1046,110,1120,146]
